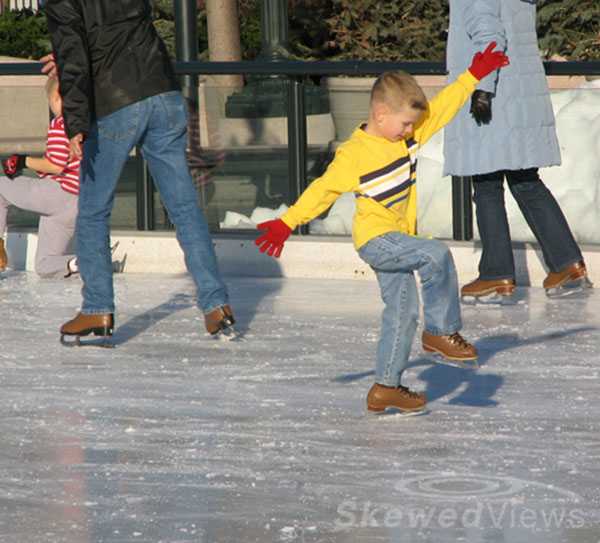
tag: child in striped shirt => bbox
[1,76,79,277]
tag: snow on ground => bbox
[0,271,599,542]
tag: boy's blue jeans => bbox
[77,91,229,315]
[358,232,463,387]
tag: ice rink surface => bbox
[0,271,599,543]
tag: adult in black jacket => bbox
[42,0,236,345]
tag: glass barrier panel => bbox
[4,76,600,245]
[181,79,332,233]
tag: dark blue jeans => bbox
[472,168,582,281]
[78,92,229,315]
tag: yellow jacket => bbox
[280,70,478,249]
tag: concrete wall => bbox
[0,56,48,154]
[5,229,600,288]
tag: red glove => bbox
[468,42,510,81]
[3,154,27,180]
[255,219,292,258]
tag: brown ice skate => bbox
[60,312,114,348]
[460,278,515,304]
[543,261,592,297]
[204,305,236,339]
[422,331,479,369]
[366,383,426,415]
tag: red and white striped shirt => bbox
[38,116,80,195]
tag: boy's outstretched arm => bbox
[255,219,292,259]
[255,145,356,258]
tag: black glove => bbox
[470,90,493,125]
[3,154,27,180]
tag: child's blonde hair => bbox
[370,71,427,113]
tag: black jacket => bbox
[43,0,180,139]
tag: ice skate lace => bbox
[448,333,472,350]
[398,385,420,399]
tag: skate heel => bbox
[205,305,237,340]
[496,284,515,295]
[93,324,114,338]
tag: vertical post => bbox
[258,0,290,61]
[174,0,198,93]
[206,0,243,89]
[136,149,154,231]
[452,176,473,241]
[287,77,307,233]
[135,0,196,230]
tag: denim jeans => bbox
[472,169,582,280]
[358,232,463,387]
[78,91,228,315]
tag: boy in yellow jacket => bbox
[256,43,509,414]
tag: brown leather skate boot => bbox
[461,278,515,298]
[367,383,426,413]
[543,261,590,292]
[0,238,7,271]
[422,331,478,369]
[60,312,114,347]
[204,305,235,336]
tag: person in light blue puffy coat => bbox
[443,0,590,301]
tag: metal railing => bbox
[3,60,600,239]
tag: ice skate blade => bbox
[60,334,114,348]
[460,292,516,305]
[365,407,428,418]
[545,277,593,299]
[212,326,239,342]
[423,351,479,370]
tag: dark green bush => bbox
[291,0,449,61]
[537,0,600,61]
[0,9,51,59]
[0,2,598,62]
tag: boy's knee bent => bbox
[427,238,453,264]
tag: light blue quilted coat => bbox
[443,0,561,176]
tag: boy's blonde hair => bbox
[370,71,427,113]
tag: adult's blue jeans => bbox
[78,91,229,315]
[358,232,463,387]
[472,168,582,281]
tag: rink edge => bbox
[6,229,600,287]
